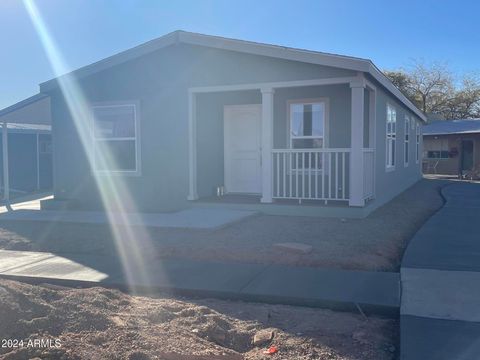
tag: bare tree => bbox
[384,61,480,120]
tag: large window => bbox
[289,100,326,170]
[386,104,396,169]
[92,103,140,174]
[404,116,410,166]
[289,101,326,149]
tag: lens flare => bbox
[23,0,161,293]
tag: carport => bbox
[0,93,51,201]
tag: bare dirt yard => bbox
[0,279,397,360]
[0,178,448,271]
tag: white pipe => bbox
[2,122,9,201]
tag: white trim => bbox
[187,92,198,200]
[368,87,376,199]
[349,78,366,206]
[261,88,275,203]
[404,115,410,167]
[385,103,397,171]
[2,122,9,201]
[416,122,421,164]
[36,133,40,190]
[286,97,330,173]
[189,77,357,94]
[90,102,141,176]
[39,31,425,121]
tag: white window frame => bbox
[416,122,420,164]
[386,104,396,171]
[91,101,141,176]
[287,98,329,173]
[404,116,410,167]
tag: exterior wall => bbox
[47,43,357,212]
[0,133,52,193]
[423,133,480,176]
[370,79,423,208]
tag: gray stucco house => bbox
[21,31,425,215]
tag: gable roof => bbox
[39,30,426,121]
[423,119,480,136]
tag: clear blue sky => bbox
[1,0,479,109]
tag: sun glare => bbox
[23,0,160,293]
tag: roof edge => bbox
[0,93,49,118]
[38,30,426,121]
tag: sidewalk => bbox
[0,249,399,315]
[400,182,480,359]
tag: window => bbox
[92,103,140,174]
[386,104,396,169]
[416,123,420,163]
[289,100,326,170]
[404,116,410,166]
[425,137,449,159]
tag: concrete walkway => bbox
[0,249,399,315]
[0,207,257,229]
[400,182,480,359]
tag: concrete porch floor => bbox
[192,194,375,218]
[0,197,257,229]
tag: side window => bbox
[386,104,396,170]
[416,123,421,163]
[404,116,410,166]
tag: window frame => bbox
[286,98,329,173]
[91,101,141,176]
[404,115,410,167]
[416,122,421,164]
[385,103,397,171]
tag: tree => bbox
[384,61,480,120]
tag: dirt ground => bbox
[0,179,448,271]
[0,279,397,360]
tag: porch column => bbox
[261,88,274,203]
[187,91,198,200]
[2,122,9,201]
[349,78,366,207]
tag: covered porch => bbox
[187,74,376,208]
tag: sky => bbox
[1,0,480,109]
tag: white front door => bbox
[224,104,262,194]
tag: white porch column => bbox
[261,88,274,203]
[187,91,198,200]
[2,122,9,201]
[349,78,366,207]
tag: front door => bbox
[224,104,262,194]
[461,139,474,172]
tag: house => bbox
[423,119,480,179]
[0,95,53,198]
[10,31,426,216]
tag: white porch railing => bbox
[272,148,351,201]
[363,148,375,200]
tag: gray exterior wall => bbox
[46,43,421,212]
[369,77,423,208]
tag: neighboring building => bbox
[423,119,480,179]
[8,31,426,216]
